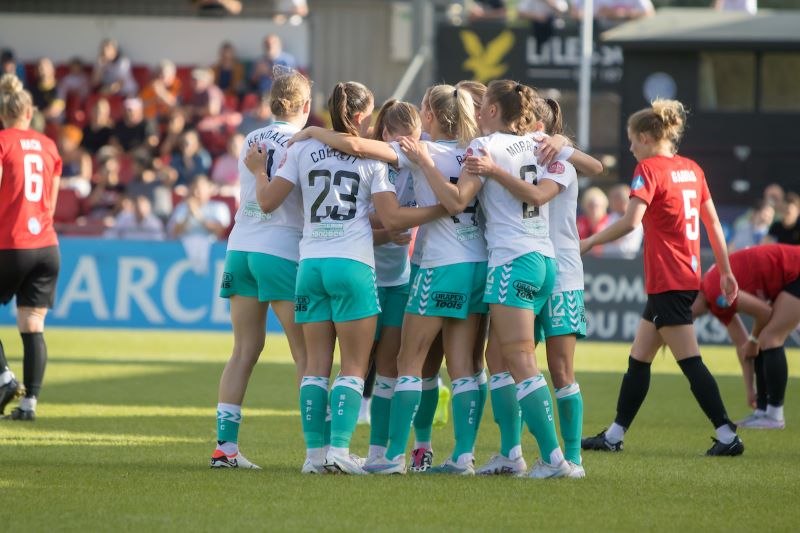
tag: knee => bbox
[549,369,572,389]
[17,308,46,333]
[758,330,785,351]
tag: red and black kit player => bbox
[0,74,62,421]
[580,99,744,456]
[693,244,800,429]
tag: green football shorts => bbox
[484,252,556,313]
[406,261,488,319]
[219,250,297,302]
[295,258,381,323]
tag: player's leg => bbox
[547,334,583,467]
[753,287,800,427]
[410,336,444,472]
[0,249,28,414]
[472,313,489,435]
[270,299,307,386]
[212,295,268,468]
[368,325,400,461]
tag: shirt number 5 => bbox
[682,189,699,241]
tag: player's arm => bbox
[398,136,481,216]
[50,174,61,216]
[726,314,757,408]
[465,147,560,206]
[535,135,604,176]
[701,199,738,303]
[243,144,295,213]
[372,191,447,232]
[288,127,399,165]
[581,197,646,255]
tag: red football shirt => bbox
[629,154,711,294]
[702,244,800,325]
[0,128,61,250]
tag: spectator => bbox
[159,108,188,157]
[168,174,230,240]
[211,132,244,196]
[468,0,508,21]
[273,0,309,25]
[57,57,91,104]
[518,0,569,52]
[106,195,166,240]
[1,48,27,85]
[250,34,298,93]
[140,59,182,122]
[58,125,93,198]
[765,192,800,245]
[602,184,644,258]
[192,0,243,15]
[187,68,224,125]
[577,186,610,239]
[572,0,654,20]
[30,58,65,121]
[170,129,212,188]
[213,42,246,96]
[729,200,774,251]
[237,92,273,135]
[112,97,159,152]
[763,182,785,220]
[81,97,114,155]
[714,0,757,15]
[126,148,176,220]
[86,146,127,225]
[92,39,138,97]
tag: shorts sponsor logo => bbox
[547,161,565,174]
[295,295,310,312]
[513,280,537,302]
[221,272,233,289]
[432,291,466,309]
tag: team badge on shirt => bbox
[631,175,645,191]
[547,161,565,174]
[716,295,730,308]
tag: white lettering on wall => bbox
[114,257,165,323]
[162,260,207,323]
[54,256,110,319]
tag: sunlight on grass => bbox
[1,430,204,446]
[44,364,180,385]
[38,404,298,418]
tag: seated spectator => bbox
[57,57,91,104]
[765,192,800,245]
[159,108,188,157]
[187,68,224,125]
[519,0,569,51]
[468,0,508,21]
[106,195,166,240]
[1,48,27,85]
[86,146,127,226]
[250,34,298,93]
[602,184,643,258]
[92,39,138,97]
[168,174,230,240]
[572,0,654,20]
[577,186,610,239]
[127,147,176,220]
[31,58,65,121]
[211,133,244,196]
[763,182,785,220]
[112,97,159,152]
[237,92,273,135]
[170,129,212,188]
[213,42,245,96]
[729,200,774,251]
[714,0,757,15]
[58,125,93,198]
[140,60,182,122]
[81,98,115,155]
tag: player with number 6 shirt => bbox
[581,99,744,457]
[0,74,62,421]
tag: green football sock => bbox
[451,376,479,461]
[556,383,584,465]
[370,375,396,448]
[386,376,422,460]
[329,376,365,449]
[299,377,329,450]
[489,372,522,458]
[216,402,241,444]
[517,374,564,466]
[474,369,488,435]
[413,375,438,445]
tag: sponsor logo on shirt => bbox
[631,175,645,191]
[513,280,538,302]
[242,202,272,221]
[465,147,474,157]
[221,272,233,289]
[311,222,344,238]
[547,161,565,174]
[295,295,310,312]
[432,292,466,309]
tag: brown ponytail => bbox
[628,98,686,152]
[485,80,538,135]
[372,99,421,141]
[328,81,373,137]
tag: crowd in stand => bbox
[0,34,309,242]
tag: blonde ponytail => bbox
[628,98,687,151]
[426,84,479,147]
[0,73,32,125]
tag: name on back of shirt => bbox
[309,147,359,165]
[20,139,42,151]
[671,170,697,183]
[505,138,535,157]
[248,128,290,148]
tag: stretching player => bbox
[692,244,800,429]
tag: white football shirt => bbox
[540,159,583,293]
[276,139,395,268]
[373,163,415,286]
[394,140,488,269]
[227,121,303,261]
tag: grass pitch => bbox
[1,326,798,532]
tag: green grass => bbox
[1,327,798,532]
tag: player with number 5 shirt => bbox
[0,74,62,421]
[581,99,744,457]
